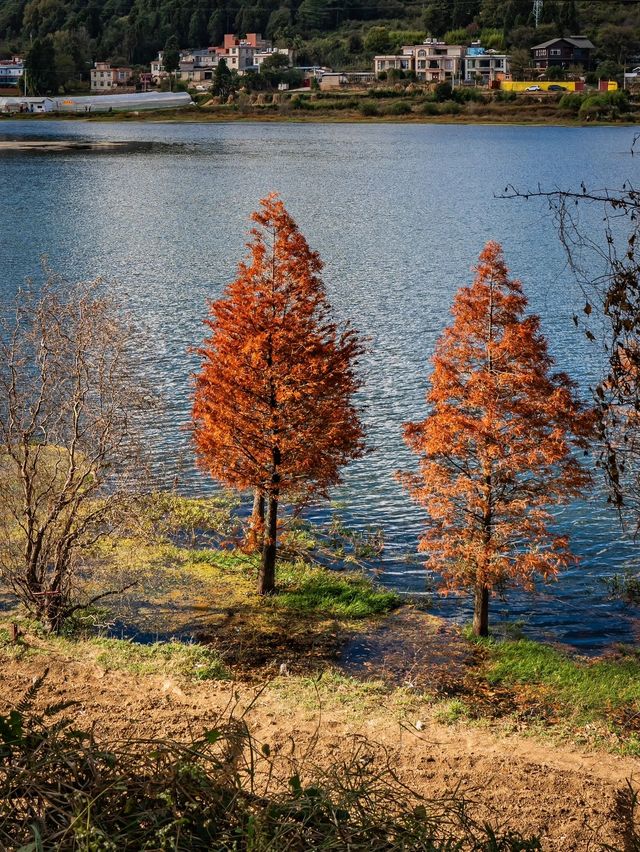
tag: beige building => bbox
[405,41,465,82]
[374,40,465,83]
[90,62,133,92]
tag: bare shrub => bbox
[0,271,152,632]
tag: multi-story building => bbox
[374,41,465,83]
[0,57,24,89]
[151,33,287,86]
[253,48,295,70]
[150,53,166,82]
[90,62,133,92]
[179,48,218,82]
[373,54,413,75]
[464,45,510,83]
[531,36,595,70]
[407,41,465,82]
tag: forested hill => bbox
[1,0,639,74]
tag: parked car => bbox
[547,84,568,91]
[524,85,542,92]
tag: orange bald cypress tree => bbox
[402,242,595,636]
[192,194,365,595]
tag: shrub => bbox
[434,81,453,102]
[383,100,412,116]
[579,94,608,120]
[369,86,400,98]
[454,87,487,103]
[439,100,462,115]
[559,92,584,112]
[359,100,379,116]
[421,101,439,115]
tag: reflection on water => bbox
[1,119,638,650]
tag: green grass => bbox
[482,638,640,723]
[90,637,230,681]
[432,698,470,725]
[0,629,229,682]
[273,562,400,618]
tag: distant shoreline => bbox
[0,108,632,128]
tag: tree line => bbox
[1,194,616,641]
[2,0,640,93]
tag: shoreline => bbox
[0,108,633,128]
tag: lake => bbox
[1,118,638,650]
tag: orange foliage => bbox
[401,241,595,635]
[192,194,365,592]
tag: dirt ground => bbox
[1,648,638,851]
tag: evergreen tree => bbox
[423,1,453,37]
[188,8,209,47]
[25,36,58,95]
[163,34,180,90]
[212,56,234,97]
[297,0,330,34]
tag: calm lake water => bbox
[1,118,638,650]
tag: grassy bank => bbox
[427,635,640,755]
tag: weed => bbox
[433,698,469,724]
[603,570,640,604]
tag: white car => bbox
[524,85,543,92]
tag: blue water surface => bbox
[1,119,638,650]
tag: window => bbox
[550,48,561,56]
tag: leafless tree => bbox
[0,271,151,632]
[501,169,640,528]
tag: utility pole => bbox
[533,0,543,28]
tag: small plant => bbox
[434,698,469,724]
[603,570,640,604]
[438,100,462,115]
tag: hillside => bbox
[1,0,639,86]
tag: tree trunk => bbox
[247,488,265,552]
[473,584,489,637]
[258,492,278,595]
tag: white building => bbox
[0,57,24,89]
[464,45,510,83]
[253,48,295,69]
[404,41,465,82]
[374,40,465,82]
